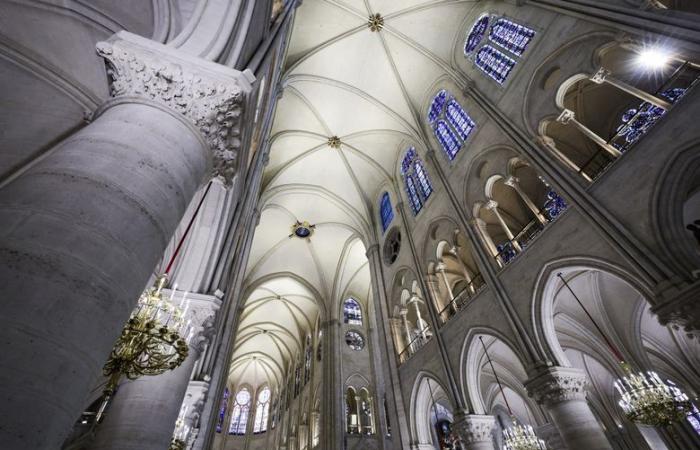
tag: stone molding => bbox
[96,31,255,183]
[452,414,495,444]
[526,366,589,406]
[163,289,221,352]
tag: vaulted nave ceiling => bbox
[231,0,478,388]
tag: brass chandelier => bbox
[95,182,213,423]
[557,273,693,428]
[478,337,547,450]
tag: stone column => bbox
[526,367,613,450]
[91,292,220,450]
[452,414,496,450]
[504,176,548,224]
[450,246,476,293]
[436,262,456,302]
[485,200,522,252]
[556,109,622,158]
[471,217,503,267]
[409,294,428,338]
[0,31,251,449]
[399,308,413,352]
[590,67,672,110]
[537,136,594,182]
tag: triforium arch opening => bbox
[411,374,460,450]
[537,265,700,448]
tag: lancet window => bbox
[427,90,476,160]
[464,15,535,84]
[379,192,394,232]
[401,148,433,215]
[216,387,229,433]
[304,335,312,384]
[228,388,251,435]
[253,387,271,434]
[343,298,363,325]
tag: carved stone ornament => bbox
[526,366,589,406]
[452,414,496,444]
[96,31,254,183]
[556,108,575,124]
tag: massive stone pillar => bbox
[0,31,251,449]
[526,367,612,450]
[453,414,496,450]
[91,292,219,450]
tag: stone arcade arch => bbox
[536,263,700,449]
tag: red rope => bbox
[164,181,213,276]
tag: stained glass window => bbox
[464,15,489,55]
[475,46,516,84]
[488,18,535,56]
[380,192,394,232]
[343,298,363,325]
[253,387,271,433]
[229,388,251,435]
[401,148,432,215]
[345,331,365,350]
[304,335,312,384]
[428,89,448,124]
[446,100,476,141]
[216,387,230,433]
[405,176,422,215]
[435,121,461,160]
[414,160,433,199]
[688,404,700,435]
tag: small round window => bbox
[383,228,401,265]
[345,331,365,351]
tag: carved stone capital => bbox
[452,414,495,445]
[96,31,254,183]
[652,280,700,339]
[526,367,589,406]
[590,67,611,85]
[556,109,575,124]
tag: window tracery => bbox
[216,387,229,433]
[401,148,433,215]
[343,298,363,326]
[253,387,271,434]
[427,91,475,160]
[229,388,252,435]
[464,15,535,84]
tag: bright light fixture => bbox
[637,48,671,70]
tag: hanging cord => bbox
[556,273,626,365]
[478,336,513,416]
[164,181,213,276]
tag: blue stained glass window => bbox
[216,387,230,433]
[489,18,535,57]
[379,192,393,232]
[405,176,422,215]
[401,148,432,215]
[414,160,433,199]
[475,46,516,84]
[401,147,417,174]
[343,298,363,325]
[446,100,476,141]
[428,89,447,124]
[465,15,490,55]
[434,121,461,160]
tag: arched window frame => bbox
[463,14,536,85]
[400,148,433,216]
[253,386,271,434]
[228,387,252,435]
[304,334,313,385]
[427,90,476,161]
[343,298,363,326]
[379,192,394,232]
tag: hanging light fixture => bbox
[478,336,547,450]
[95,181,213,422]
[557,273,693,428]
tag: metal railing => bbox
[577,62,698,181]
[437,274,486,324]
[398,332,432,365]
[495,195,568,267]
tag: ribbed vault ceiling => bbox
[231,0,478,389]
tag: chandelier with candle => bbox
[478,336,548,450]
[95,182,213,422]
[169,405,191,450]
[557,273,693,428]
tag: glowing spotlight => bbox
[637,47,671,70]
